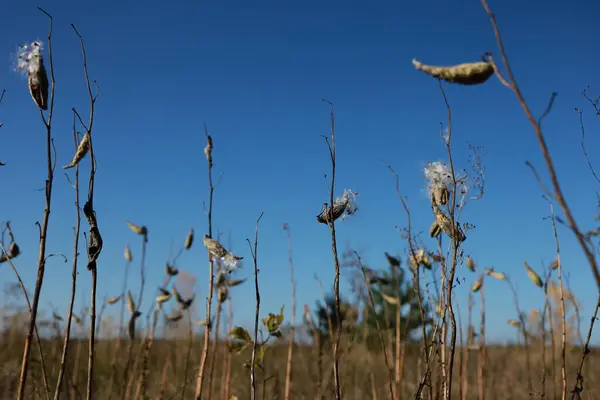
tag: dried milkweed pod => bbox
[381,292,399,305]
[124,245,132,262]
[63,133,91,169]
[107,295,121,304]
[524,261,543,288]
[204,134,213,167]
[412,58,494,85]
[483,267,506,280]
[16,41,49,110]
[165,312,183,323]
[203,235,243,271]
[550,258,560,270]
[432,187,449,206]
[225,278,246,287]
[126,221,148,237]
[466,257,475,272]
[507,319,521,328]
[429,220,441,238]
[218,286,228,303]
[156,292,171,305]
[316,189,359,224]
[126,291,136,314]
[471,276,483,293]
[433,205,466,243]
[184,228,194,250]
[166,263,179,276]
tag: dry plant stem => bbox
[507,278,533,394]
[481,0,600,290]
[387,165,432,399]
[0,241,50,399]
[221,297,234,400]
[70,23,99,400]
[18,8,56,400]
[54,112,82,400]
[355,252,395,399]
[321,98,342,400]
[438,80,461,400]
[571,296,600,398]
[248,212,265,400]
[206,301,222,400]
[283,224,296,400]
[546,201,567,400]
[195,125,216,400]
[181,308,194,400]
[478,282,486,400]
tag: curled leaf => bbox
[63,133,90,169]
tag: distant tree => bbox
[310,252,431,346]
[360,253,432,346]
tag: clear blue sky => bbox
[1,0,599,344]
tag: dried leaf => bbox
[381,292,400,305]
[107,295,121,304]
[124,245,132,262]
[127,291,136,314]
[126,221,148,236]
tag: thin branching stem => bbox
[248,212,265,400]
[17,8,56,399]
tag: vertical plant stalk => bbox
[321,98,342,400]
[248,212,265,400]
[221,297,234,400]
[283,223,296,400]
[546,202,567,400]
[481,0,600,289]
[53,111,82,400]
[355,252,395,399]
[195,125,216,399]
[387,165,432,400]
[438,80,462,400]
[478,280,486,400]
[17,8,56,400]
[507,278,533,394]
[207,300,222,400]
[0,238,50,400]
[69,23,100,400]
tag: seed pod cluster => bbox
[316,189,359,224]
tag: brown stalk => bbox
[221,297,234,400]
[0,237,50,399]
[17,8,56,399]
[437,80,462,400]
[195,124,216,399]
[478,279,486,400]
[571,296,600,398]
[464,292,473,400]
[247,212,265,400]
[480,0,600,290]
[283,223,296,400]
[320,98,342,400]
[53,110,83,400]
[544,201,568,400]
[386,165,432,399]
[207,299,222,399]
[355,252,395,399]
[506,278,533,394]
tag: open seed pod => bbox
[412,58,494,85]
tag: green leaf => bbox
[229,326,252,343]
[228,341,249,355]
